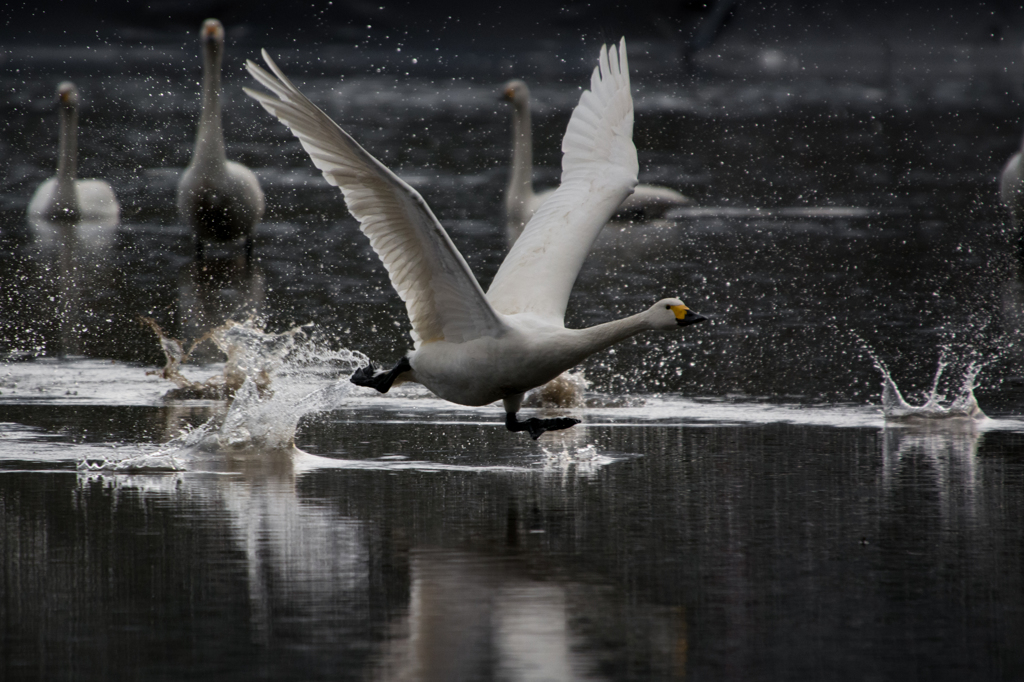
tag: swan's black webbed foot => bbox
[505,412,581,439]
[350,356,412,393]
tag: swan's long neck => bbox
[569,311,654,362]
[505,97,534,231]
[52,99,79,220]
[194,39,227,168]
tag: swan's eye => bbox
[665,305,670,309]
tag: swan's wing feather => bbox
[487,38,638,323]
[622,184,691,209]
[245,52,504,347]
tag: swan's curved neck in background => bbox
[195,41,226,165]
[53,100,79,218]
[506,98,534,209]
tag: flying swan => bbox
[501,78,691,244]
[28,82,120,224]
[245,39,706,438]
[178,19,265,264]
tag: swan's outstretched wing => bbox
[487,38,638,323]
[245,52,504,347]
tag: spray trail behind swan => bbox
[81,320,368,470]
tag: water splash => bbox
[859,342,987,422]
[80,319,367,471]
[522,371,589,409]
[540,443,621,478]
[140,316,321,399]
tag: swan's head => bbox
[201,18,225,51]
[57,81,79,108]
[501,79,530,108]
[650,298,707,330]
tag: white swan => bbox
[27,82,119,225]
[178,18,265,263]
[245,39,706,438]
[502,78,691,244]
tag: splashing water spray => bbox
[852,332,987,422]
[80,319,368,471]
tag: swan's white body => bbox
[27,82,119,225]
[178,19,264,248]
[245,40,704,428]
[502,79,690,244]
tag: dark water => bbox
[2,35,1024,680]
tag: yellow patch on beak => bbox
[669,304,691,320]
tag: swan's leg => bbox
[505,412,581,439]
[350,356,412,393]
[502,395,580,439]
[194,235,205,261]
[244,235,254,267]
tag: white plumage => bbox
[501,78,690,245]
[245,39,705,437]
[177,19,264,261]
[27,82,119,225]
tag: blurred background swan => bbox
[27,81,119,228]
[177,18,264,265]
[501,79,691,244]
[1001,130,1023,231]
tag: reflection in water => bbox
[372,549,687,681]
[81,450,369,647]
[372,550,597,682]
[77,447,680,681]
[29,217,118,358]
[177,255,265,363]
[3,413,1023,680]
[882,423,981,522]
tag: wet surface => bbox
[2,34,1024,681]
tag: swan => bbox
[178,18,265,263]
[501,78,691,244]
[1001,132,1024,266]
[27,82,119,224]
[245,39,706,438]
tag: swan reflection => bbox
[177,256,265,363]
[370,549,686,682]
[30,218,117,358]
[79,451,368,643]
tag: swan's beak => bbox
[500,87,514,102]
[202,18,224,42]
[57,81,77,105]
[671,304,706,327]
[677,311,707,327]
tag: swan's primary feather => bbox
[487,38,639,323]
[245,52,504,347]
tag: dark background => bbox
[3,1,1023,50]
